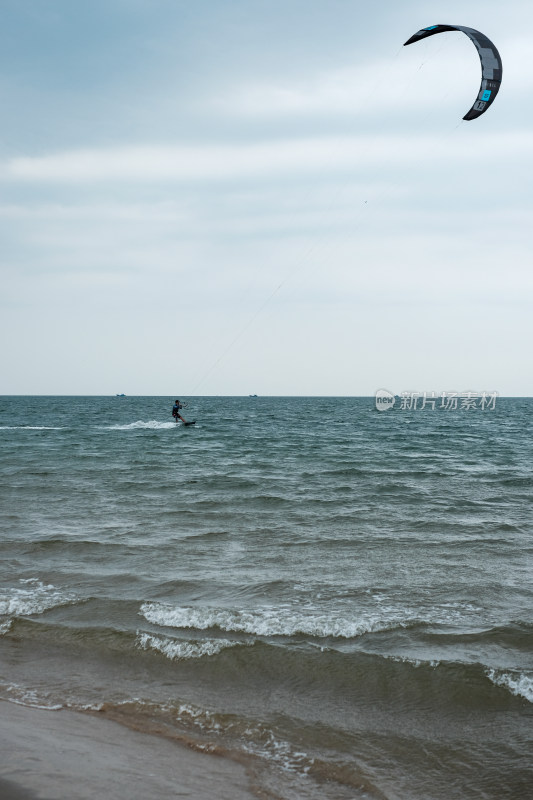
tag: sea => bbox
[1,395,532,800]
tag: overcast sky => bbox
[1,0,532,396]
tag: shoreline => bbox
[0,700,259,800]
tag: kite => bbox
[404,25,502,120]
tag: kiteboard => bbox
[184,421,196,426]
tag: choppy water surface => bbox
[1,396,532,799]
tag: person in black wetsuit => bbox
[172,400,186,423]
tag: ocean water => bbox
[0,395,532,800]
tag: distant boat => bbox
[116,393,126,397]
[249,394,258,397]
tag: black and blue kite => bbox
[404,24,503,120]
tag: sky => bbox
[1,0,532,396]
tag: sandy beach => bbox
[0,701,258,800]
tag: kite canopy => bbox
[404,24,502,121]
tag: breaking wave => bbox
[0,578,76,618]
[487,669,533,703]
[0,681,63,710]
[136,632,243,660]
[139,601,445,639]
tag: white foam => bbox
[173,702,221,729]
[384,653,441,668]
[168,700,313,775]
[139,601,411,638]
[0,426,63,430]
[242,730,314,775]
[0,619,12,635]
[0,579,75,617]
[7,696,63,710]
[0,683,63,710]
[487,669,533,703]
[75,702,105,712]
[139,595,487,641]
[136,632,240,660]
[105,420,176,430]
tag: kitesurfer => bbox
[172,399,186,424]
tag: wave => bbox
[0,578,76,618]
[139,601,445,639]
[0,426,64,430]
[136,632,244,660]
[95,698,382,797]
[166,700,322,777]
[0,682,63,710]
[9,610,532,713]
[382,653,442,669]
[417,621,533,651]
[487,669,533,703]
[488,476,533,488]
[104,420,176,430]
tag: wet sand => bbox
[0,701,258,800]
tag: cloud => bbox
[208,34,533,120]
[3,131,533,185]
[211,58,407,117]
